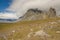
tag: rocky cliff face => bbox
[21,8,56,21]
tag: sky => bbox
[0,0,60,22]
[0,0,12,12]
[0,0,60,16]
[0,0,18,21]
[7,0,60,17]
[0,0,60,14]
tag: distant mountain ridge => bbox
[21,7,56,21]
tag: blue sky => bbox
[0,0,13,12]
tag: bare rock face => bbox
[21,8,56,21]
[47,8,56,18]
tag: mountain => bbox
[21,7,56,21]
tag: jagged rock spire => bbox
[21,8,57,21]
[48,7,56,17]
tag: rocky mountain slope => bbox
[0,8,60,40]
[21,7,56,21]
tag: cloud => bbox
[0,12,18,19]
[6,0,60,18]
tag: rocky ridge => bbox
[21,7,56,21]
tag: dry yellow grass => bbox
[0,17,60,40]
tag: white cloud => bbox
[6,0,60,18]
[0,12,18,19]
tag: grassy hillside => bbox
[0,8,60,40]
[0,17,60,40]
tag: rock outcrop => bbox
[21,7,56,21]
[47,7,56,18]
